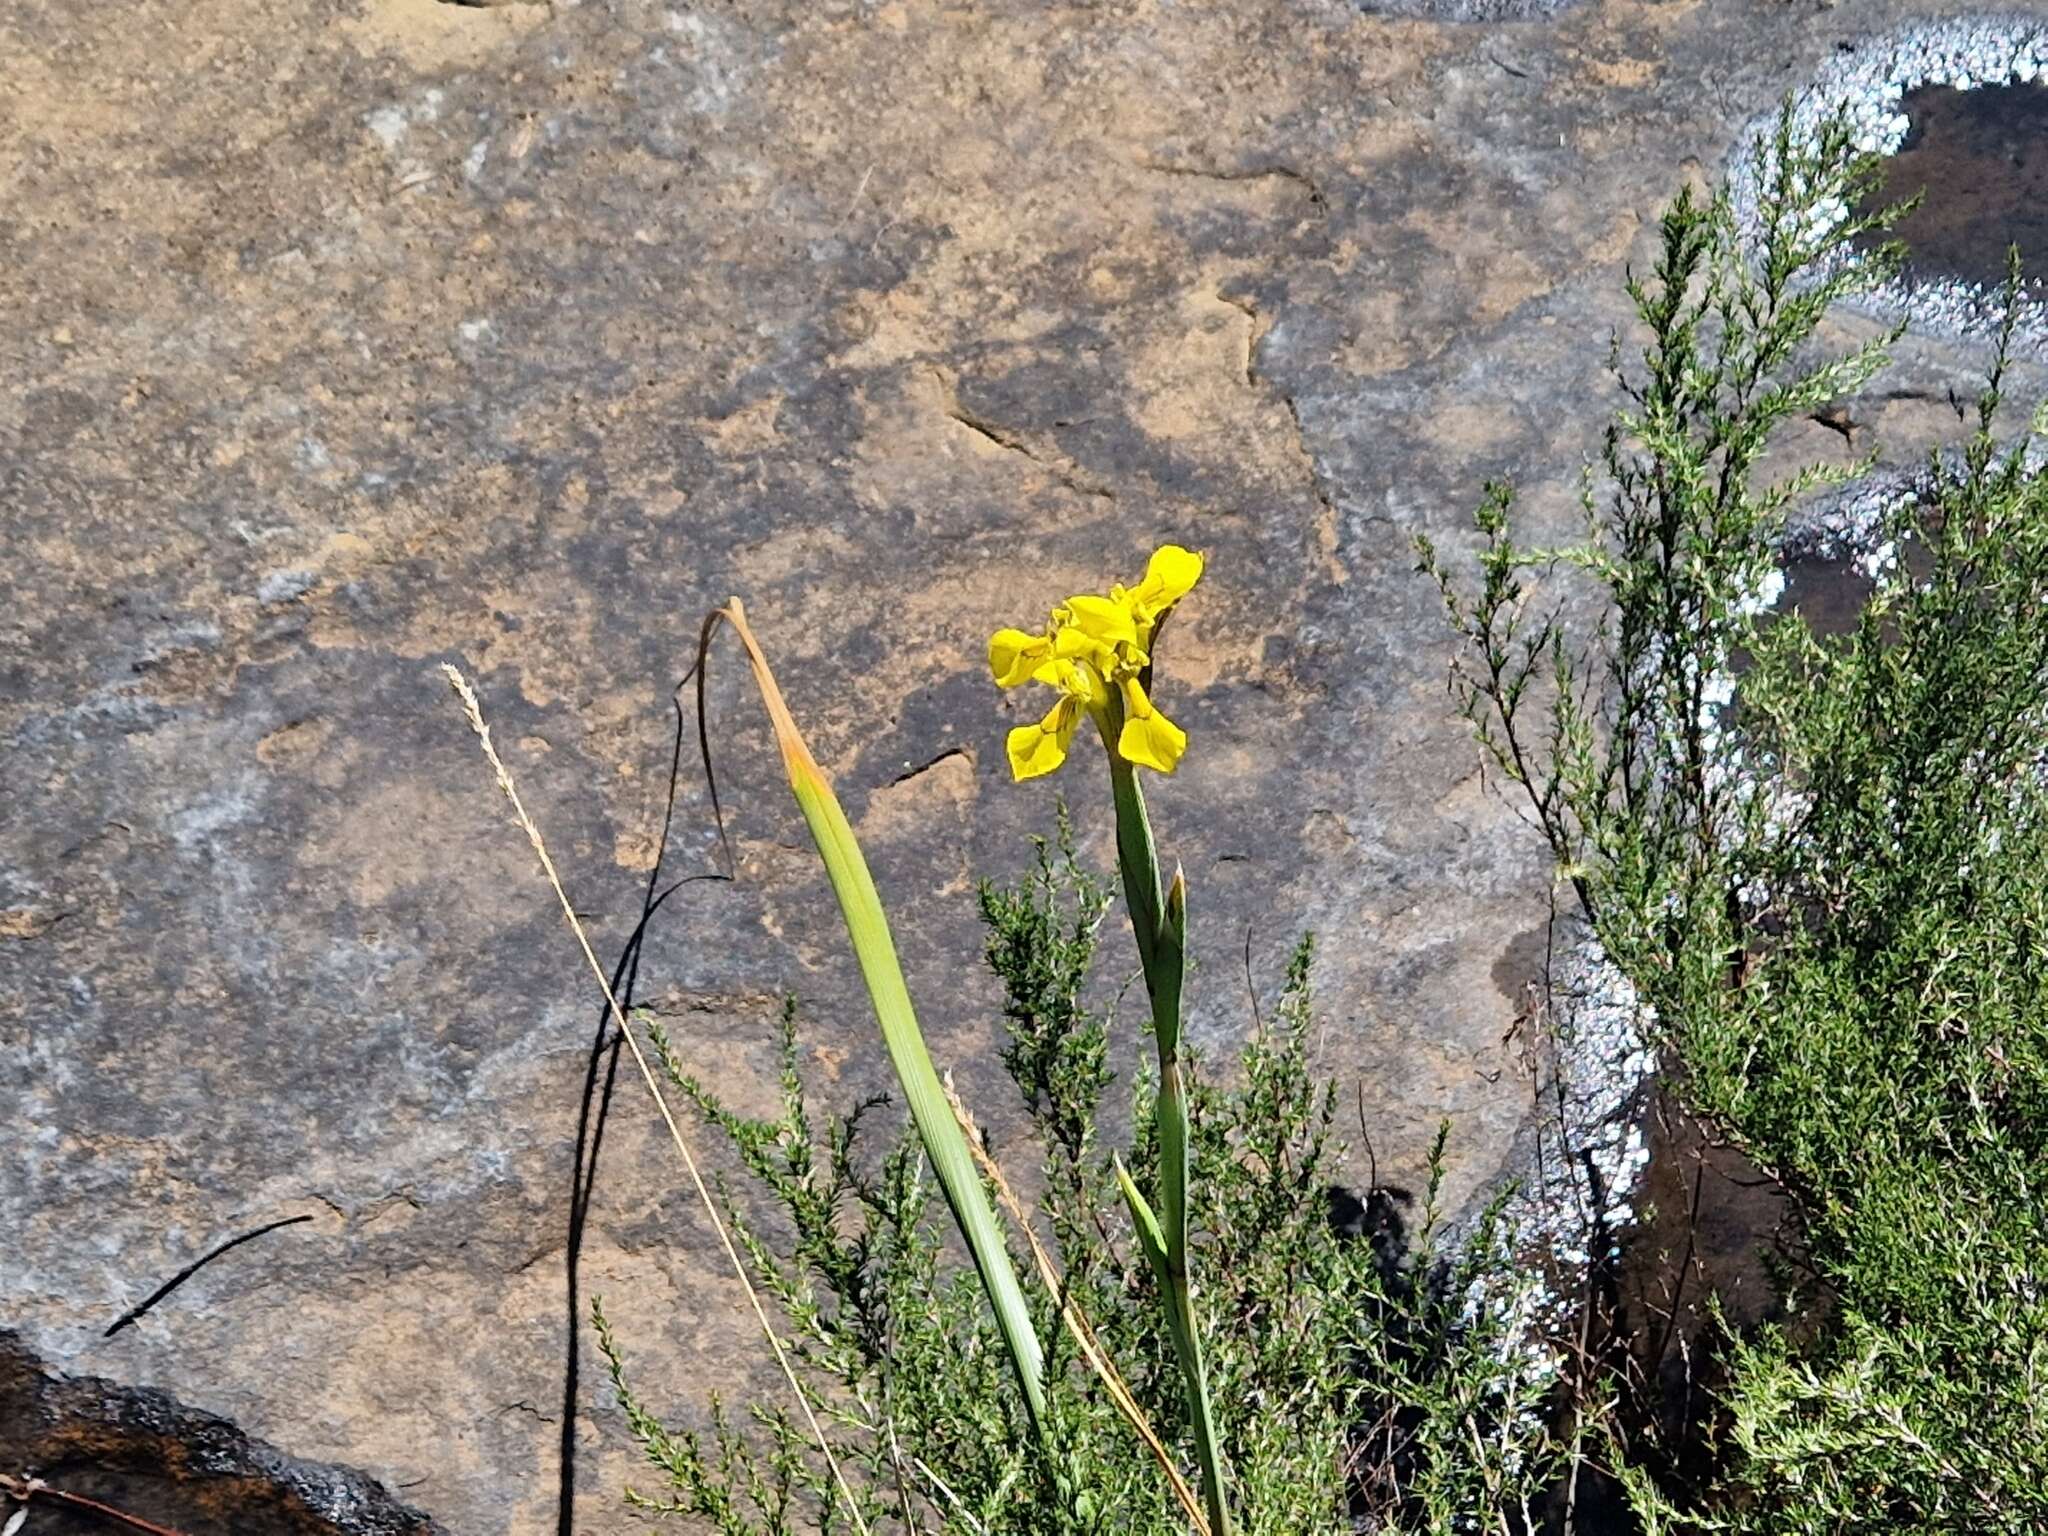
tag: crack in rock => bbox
[888,747,974,788]
[1354,0,1580,19]
[931,370,1116,500]
[1214,289,1342,524]
[1129,156,1328,214]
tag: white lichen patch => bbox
[257,568,316,605]
[1731,15,2048,348]
[364,105,410,152]
[1464,927,1653,1373]
[1466,483,1922,1352]
[1781,466,1920,571]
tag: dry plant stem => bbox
[440,665,870,1536]
[941,1081,1214,1536]
[1,1475,191,1536]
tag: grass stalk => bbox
[439,664,870,1536]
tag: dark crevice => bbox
[1212,288,1341,528]
[490,1401,557,1425]
[942,409,1116,499]
[1280,392,1340,522]
[1352,0,1580,20]
[888,747,972,788]
[1129,156,1329,214]
[932,371,1117,500]
[1213,290,1261,388]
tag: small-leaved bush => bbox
[600,815,1565,1533]
[1424,104,2048,1531]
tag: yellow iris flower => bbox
[988,544,1204,781]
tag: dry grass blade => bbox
[440,664,870,1536]
[941,1080,1213,1536]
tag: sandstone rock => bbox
[1,1,2025,1531]
[0,1329,431,1535]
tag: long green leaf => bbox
[1113,1154,1171,1280]
[717,599,1049,1437]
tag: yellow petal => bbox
[1117,709,1187,774]
[1052,623,1115,665]
[988,627,1052,688]
[1007,698,1080,781]
[1060,594,1138,648]
[1131,544,1204,618]
[1116,677,1187,773]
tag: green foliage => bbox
[978,804,1114,1192]
[1426,103,2048,1530]
[1345,1131,1573,1533]
[599,817,1565,1533]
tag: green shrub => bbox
[1424,103,2048,1532]
[598,818,1566,1534]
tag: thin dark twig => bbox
[1562,1146,1617,1536]
[1242,923,1262,1036]
[102,1215,313,1338]
[3,1474,193,1536]
[558,683,730,1536]
[1354,1081,1379,1197]
[1646,1126,1708,1380]
[559,1011,621,1536]
[691,610,741,881]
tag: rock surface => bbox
[0,0,2026,1531]
[1,1329,432,1536]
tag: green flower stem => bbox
[1107,745,1234,1536]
